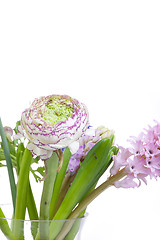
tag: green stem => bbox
[27,182,39,239]
[70,169,126,218]
[51,171,75,218]
[13,148,33,239]
[39,152,59,240]
[27,182,39,220]
[49,148,71,220]
[63,210,86,240]
[49,138,113,239]
[0,208,16,240]
[55,210,86,240]
[0,118,16,212]
[57,183,97,240]
[55,169,127,240]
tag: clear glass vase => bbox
[0,204,87,240]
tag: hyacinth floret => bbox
[18,95,89,160]
[110,121,160,188]
[68,126,115,172]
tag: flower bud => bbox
[4,126,13,142]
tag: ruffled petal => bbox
[68,141,79,154]
[20,94,89,160]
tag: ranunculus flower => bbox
[18,94,89,160]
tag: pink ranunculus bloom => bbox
[18,94,89,160]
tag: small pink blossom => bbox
[67,146,84,172]
[128,133,145,155]
[114,175,139,188]
[110,146,132,175]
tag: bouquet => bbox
[0,94,160,240]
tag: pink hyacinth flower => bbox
[111,121,160,188]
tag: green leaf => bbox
[30,166,45,182]
[0,139,16,161]
[7,140,16,157]
[13,148,33,238]
[0,162,6,167]
[0,208,16,240]
[36,166,45,176]
[13,120,21,134]
[0,149,5,160]
[0,118,17,213]
[16,142,25,174]
[31,156,40,164]
[28,154,42,182]
[57,138,112,216]
[49,137,113,239]
[26,182,39,238]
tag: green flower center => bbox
[43,98,74,125]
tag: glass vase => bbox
[0,204,87,240]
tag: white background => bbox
[0,1,160,239]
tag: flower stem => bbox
[0,118,16,213]
[63,209,86,240]
[70,168,127,218]
[49,138,113,239]
[13,148,33,239]
[51,171,76,218]
[27,182,39,221]
[27,182,39,239]
[49,148,71,220]
[55,211,86,240]
[55,169,127,240]
[0,207,16,240]
[39,152,59,240]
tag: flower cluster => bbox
[1,93,160,240]
[111,121,160,188]
[68,126,115,172]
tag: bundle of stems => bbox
[0,118,124,240]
